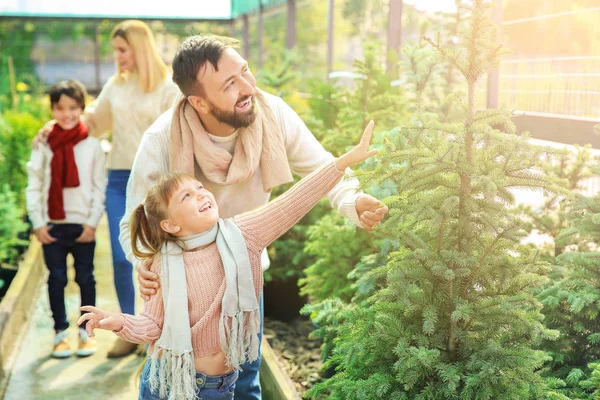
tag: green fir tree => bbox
[400,0,465,122]
[299,42,408,296]
[299,43,410,370]
[306,2,568,399]
[312,41,409,156]
[518,145,595,262]
[579,362,600,399]
[537,163,600,398]
[256,49,304,113]
[267,42,408,284]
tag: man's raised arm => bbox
[271,94,388,230]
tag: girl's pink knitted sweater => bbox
[115,161,344,357]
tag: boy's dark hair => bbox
[48,80,87,110]
[172,35,240,97]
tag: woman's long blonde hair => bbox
[130,172,193,259]
[111,20,168,93]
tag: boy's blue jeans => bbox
[138,358,238,400]
[42,223,96,332]
[234,294,263,400]
[106,169,135,315]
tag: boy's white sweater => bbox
[26,137,107,230]
[119,91,364,270]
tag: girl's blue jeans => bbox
[106,169,135,315]
[138,358,238,400]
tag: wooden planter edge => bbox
[0,237,45,397]
[260,336,301,400]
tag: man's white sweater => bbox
[26,137,107,230]
[119,92,363,270]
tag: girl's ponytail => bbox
[130,202,160,259]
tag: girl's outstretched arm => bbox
[235,121,378,251]
[78,259,165,344]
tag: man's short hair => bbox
[48,80,87,110]
[172,35,240,97]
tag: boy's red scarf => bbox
[47,122,89,220]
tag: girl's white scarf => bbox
[148,219,260,400]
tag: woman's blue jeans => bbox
[106,169,135,315]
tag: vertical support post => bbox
[487,0,502,109]
[228,18,235,38]
[8,56,17,111]
[287,0,296,49]
[242,14,250,59]
[387,0,403,75]
[94,23,102,93]
[39,52,46,88]
[258,2,264,69]
[327,0,334,77]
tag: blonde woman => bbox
[35,20,181,358]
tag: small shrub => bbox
[0,185,29,266]
[0,111,42,208]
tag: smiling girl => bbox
[77,122,380,400]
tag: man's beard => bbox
[208,96,258,129]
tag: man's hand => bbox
[355,194,389,231]
[138,258,160,301]
[34,226,57,245]
[78,306,126,336]
[75,224,96,243]
[32,120,55,149]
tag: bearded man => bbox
[119,35,388,400]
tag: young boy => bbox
[26,80,106,358]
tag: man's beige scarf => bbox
[169,90,293,192]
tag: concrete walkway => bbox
[3,217,142,400]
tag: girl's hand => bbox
[334,120,378,171]
[77,306,125,337]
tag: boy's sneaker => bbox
[76,328,97,357]
[51,330,72,358]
